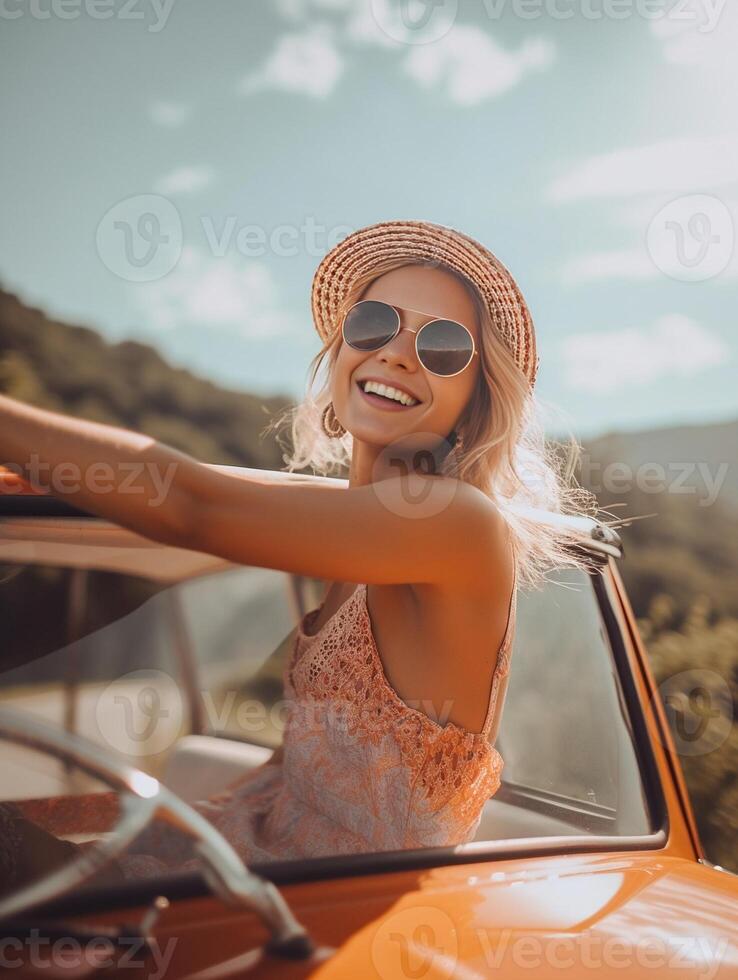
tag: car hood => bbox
[328,852,738,980]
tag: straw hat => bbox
[311,219,539,389]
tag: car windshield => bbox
[0,526,653,901]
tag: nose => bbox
[376,313,421,373]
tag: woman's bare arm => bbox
[205,463,347,490]
[0,393,508,589]
[0,461,346,494]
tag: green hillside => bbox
[0,287,291,470]
[574,421,738,871]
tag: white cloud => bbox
[344,0,405,48]
[651,0,733,66]
[560,249,656,285]
[273,0,410,46]
[266,3,554,101]
[239,22,344,98]
[402,26,555,105]
[561,315,728,393]
[344,0,458,48]
[548,135,738,203]
[149,101,190,127]
[134,245,300,338]
[154,166,214,195]
[559,191,738,284]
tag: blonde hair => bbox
[264,257,606,590]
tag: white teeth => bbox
[361,380,418,406]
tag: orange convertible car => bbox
[0,466,736,978]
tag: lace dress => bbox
[120,570,517,878]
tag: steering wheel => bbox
[0,707,313,959]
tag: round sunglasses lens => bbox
[342,301,398,351]
[417,320,474,376]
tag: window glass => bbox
[489,567,652,839]
[0,549,653,898]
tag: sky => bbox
[1,0,737,440]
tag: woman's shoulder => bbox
[433,479,513,592]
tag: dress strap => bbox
[480,538,518,740]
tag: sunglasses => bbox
[341,300,479,378]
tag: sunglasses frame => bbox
[341,300,479,379]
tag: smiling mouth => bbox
[356,379,421,408]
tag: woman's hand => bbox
[0,465,48,495]
[0,392,196,548]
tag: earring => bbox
[448,428,464,452]
[321,402,346,438]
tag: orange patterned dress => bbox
[120,572,517,877]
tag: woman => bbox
[0,219,599,875]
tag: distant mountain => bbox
[580,418,738,513]
[0,286,292,470]
[568,417,738,622]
